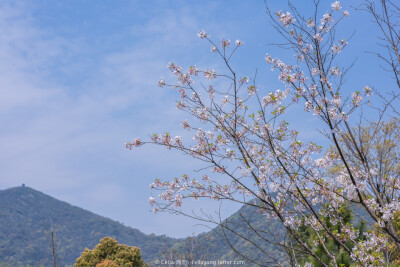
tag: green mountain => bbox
[0,186,180,266]
[0,186,284,266]
[169,201,286,266]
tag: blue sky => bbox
[0,0,394,237]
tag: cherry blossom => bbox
[276,10,296,27]
[306,18,315,27]
[235,39,244,46]
[221,39,231,48]
[158,79,166,87]
[188,65,199,76]
[204,70,217,79]
[363,85,373,96]
[197,29,209,39]
[125,138,142,149]
[331,1,342,11]
[313,33,323,42]
[351,91,363,106]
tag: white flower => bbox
[204,69,217,79]
[331,67,340,77]
[158,79,166,87]
[363,85,373,96]
[313,33,323,42]
[331,44,341,54]
[331,1,342,11]
[276,11,296,27]
[222,95,229,105]
[340,112,348,121]
[331,95,341,107]
[304,101,313,111]
[197,29,209,39]
[235,39,244,46]
[221,39,231,48]
[188,65,199,76]
[352,92,363,107]
[322,13,333,24]
[306,18,315,27]
[149,197,156,206]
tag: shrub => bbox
[74,237,146,267]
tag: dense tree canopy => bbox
[74,237,146,267]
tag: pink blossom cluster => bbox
[351,232,387,265]
[125,138,142,149]
[276,11,296,27]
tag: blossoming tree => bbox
[127,1,400,265]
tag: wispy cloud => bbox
[0,0,247,237]
[2,0,335,238]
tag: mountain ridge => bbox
[0,186,181,266]
[0,186,293,266]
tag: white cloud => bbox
[0,0,235,237]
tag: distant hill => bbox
[0,186,181,266]
[169,201,286,266]
[0,186,285,266]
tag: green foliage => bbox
[290,205,367,267]
[168,201,287,267]
[2,186,288,266]
[74,237,146,267]
[373,212,400,266]
[0,186,179,265]
[95,259,118,267]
